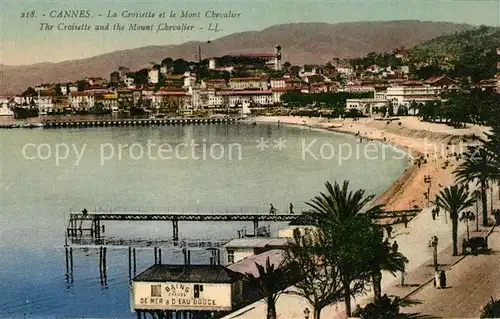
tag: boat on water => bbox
[21,123,44,128]
[0,104,14,116]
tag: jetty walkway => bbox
[66,208,421,244]
[0,117,240,129]
[66,212,298,242]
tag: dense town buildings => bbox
[1,45,499,116]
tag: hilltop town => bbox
[1,26,499,120]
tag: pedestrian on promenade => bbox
[289,203,294,214]
[439,270,447,288]
[432,209,436,220]
[269,203,276,215]
[386,225,393,239]
[402,216,408,228]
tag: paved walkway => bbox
[401,226,499,318]
[223,205,481,319]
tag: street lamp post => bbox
[429,236,439,270]
[424,175,432,207]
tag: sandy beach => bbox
[220,115,498,319]
[254,115,491,211]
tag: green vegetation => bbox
[284,181,409,318]
[417,90,500,128]
[432,184,476,256]
[454,147,497,226]
[243,256,296,319]
[411,26,500,82]
[411,26,500,60]
[350,51,405,69]
[13,106,38,119]
[280,128,500,316]
[280,91,373,110]
[481,297,500,318]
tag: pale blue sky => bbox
[1,0,499,65]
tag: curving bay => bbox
[0,123,408,318]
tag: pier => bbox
[43,117,239,129]
[66,211,297,242]
[0,123,43,129]
[0,117,240,129]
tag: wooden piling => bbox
[154,247,157,264]
[158,248,162,264]
[99,246,103,285]
[133,248,137,276]
[128,247,132,279]
[103,247,107,286]
[69,247,73,272]
[65,247,69,273]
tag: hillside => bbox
[411,25,500,57]
[0,20,476,94]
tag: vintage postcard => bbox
[1,0,499,318]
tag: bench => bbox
[462,236,488,255]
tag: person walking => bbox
[289,203,294,214]
[269,203,276,215]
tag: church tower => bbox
[274,45,282,71]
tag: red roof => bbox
[272,88,301,92]
[70,92,92,96]
[347,84,375,88]
[401,80,423,86]
[220,90,272,95]
[156,91,186,96]
[230,77,265,81]
[424,75,458,84]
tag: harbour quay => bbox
[41,117,240,129]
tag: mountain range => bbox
[0,20,477,94]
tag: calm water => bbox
[0,123,408,318]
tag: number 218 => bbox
[21,10,36,18]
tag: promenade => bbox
[223,205,473,319]
[401,226,499,318]
[221,116,499,318]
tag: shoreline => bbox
[254,115,489,211]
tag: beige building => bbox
[68,92,95,111]
[277,225,319,239]
[229,77,268,90]
[223,238,289,264]
[346,98,390,116]
[131,264,244,317]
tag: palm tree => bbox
[369,228,408,300]
[306,181,383,317]
[307,181,384,224]
[481,297,500,318]
[459,211,475,240]
[454,146,496,226]
[243,256,291,319]
[433,184,476,256]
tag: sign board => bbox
[132,281,232,311]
